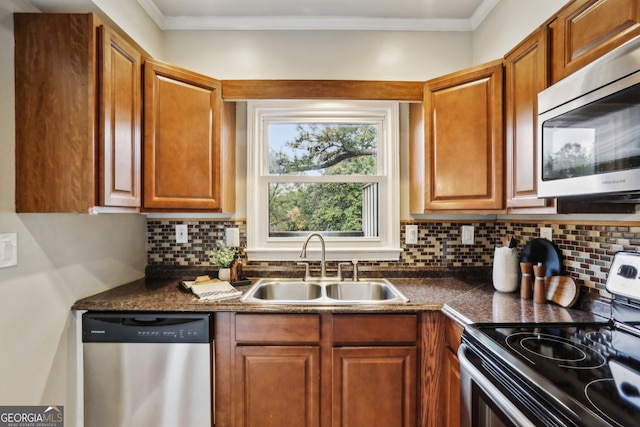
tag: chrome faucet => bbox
[299,233,327,279]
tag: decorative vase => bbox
[218,268,231,281]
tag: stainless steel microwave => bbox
[537,35,640,201]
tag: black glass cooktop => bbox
[469,323,640,427]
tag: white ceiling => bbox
[137,0,500,31]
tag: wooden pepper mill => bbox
[520,262,533,300]
[532,262,547,304]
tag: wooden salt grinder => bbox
[533,262,547,304]
[520,262,533,300]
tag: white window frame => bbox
[245,100,400,261]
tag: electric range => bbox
[459,251,640,427]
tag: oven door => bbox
[459,343,534,427]
[459,343,579,427]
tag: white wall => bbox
[163,30,473,81]
[0,1,147,425]
[160,1,571,83]
[91,0,164,58]
[473,0,567,64]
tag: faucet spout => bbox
[299,233,326,278]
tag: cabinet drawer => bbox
[332,314,417,344]
[235,314,320,344]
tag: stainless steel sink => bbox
[325,282,399,301]
[244,281,322,301]
[240,278,409,305]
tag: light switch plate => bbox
[540,227,553,241]
[405,225,418,245]
[0,233,18,268]
[225,227,240,247]
[461,226,475,245]
[175,224,188,244]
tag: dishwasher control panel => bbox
[82,312,212,343]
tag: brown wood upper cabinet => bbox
[502,0,638,214]
[143,60,235,212]
[419,60,504,212]
[14,13,141,213]
[504,28,556,213]
[550,0,640,84]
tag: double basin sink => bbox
[240,278,409,305]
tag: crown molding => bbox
[469,0,500,29]
[137,0,497,32]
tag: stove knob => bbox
[620,381,640,398]
[617,264,638,279]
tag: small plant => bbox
[209,241,236,268]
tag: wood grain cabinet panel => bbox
[422,60,504,212]
[332,346,416,427]
[99,25,141,208]
[504,28,556,213]
[235,346,320,427]
[332,314,417,344]
[331,314,418,426]
[444,348,461,427]
[551,0,640,83]
[216,312,420,426]
[444,317,463,427]
[14,13,141,212]
[235,314,320,343]
[444,317,463,354]
[143,59,223,210]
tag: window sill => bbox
[245,247,402,262]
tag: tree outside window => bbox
[246,100,400,262]
[268,123,377,236]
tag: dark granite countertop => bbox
[71,273,607,325]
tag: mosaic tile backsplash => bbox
[147,219,640,297]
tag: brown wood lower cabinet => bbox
[444,349,461,427]
[333,346,416,427]
[234,345,320,427]
[443,317,464,427]
[215,312,422,427]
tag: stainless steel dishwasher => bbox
[82,312,213,427]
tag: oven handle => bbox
[458,343,537,427]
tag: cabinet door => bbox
[99,25,141,207]
[443,316,463,427]
[143,59,222,210]
[234,346,320,427]
[14,13,97,213]
[504,29,556,212]
[332,346,416,427]
[423,60,504,211]
[551,0,640,83]
[15,13,141,213]
[444,348,461,427]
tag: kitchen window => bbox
[245,100,400,261]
